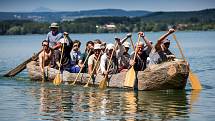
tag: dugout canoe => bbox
[26,59,189,91]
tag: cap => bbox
[123,42,130,48]
[106,43,115,50]
[94,44,101,50]
[49,23,59,28]
[163,39,170,44]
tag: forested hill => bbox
[0,8,215,35]
[0,9,151,22]
[140,9,215,22]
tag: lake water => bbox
[0,31,215,121]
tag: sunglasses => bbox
[94,49,101,52]
[42,44,48,47]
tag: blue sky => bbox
[0,0,214,12]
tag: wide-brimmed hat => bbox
[123,42,130,48]
[49,23,59,28]
[94,44,101,50]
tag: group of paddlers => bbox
[39,22,176,84]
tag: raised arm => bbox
[115,33,131,57]
[120,33,132,44]
[138,32,153,50]
[155,29,175,49]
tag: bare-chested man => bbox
[39,40,52,75]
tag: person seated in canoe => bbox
[118,41,131,72]
[115,33,132,72]
[148,29,175,66]
[101,42,106,53]
[53,37,73,72]
[128,32,153,89]
[70,40,82,73]
[39,40,52,78]
[162,39,176,60]
[46,23,64,68]
[78,41,94,73]
[129,32,153,71]
[100,43,119,76]
[88,44,102,83]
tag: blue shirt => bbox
[70,50,81,66]
[46,31,63,48]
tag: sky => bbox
[0,0,215,12]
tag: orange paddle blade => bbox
[53,73,61,86]
[189,71,202,90]
[124,67,136,87]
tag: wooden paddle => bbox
[124,34,141,88]
[173,34,202,90]
[84,53,101,87]
[53,37,65,86]
[3,49,43,77]
[71,49,92,85]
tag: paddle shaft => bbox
[133,35,141,62]
[72,49,92,85]
[173,34,185,60]
[173,34,202,90]
[4,49,43,77]
[53,36,66,85]
[105,41,119,78]
[84,52,101,87]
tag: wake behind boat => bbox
[26,59,189,91]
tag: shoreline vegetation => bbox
[0,9,214,35]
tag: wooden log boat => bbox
[26,59,189,91]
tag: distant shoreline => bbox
[1,8,215,35]
[1,30,214,36]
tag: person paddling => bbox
[129,32,152,89]
[39,40,52,81]
[88,44,102,83]
[148,29,175,65]
[79,41,94,73]
[100,43,119,76]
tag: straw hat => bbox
[49,23,59,28]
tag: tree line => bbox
[0,15,215,35]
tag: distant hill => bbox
[0,9,151,22]
[138,9,215,23]
[32,7,55,12]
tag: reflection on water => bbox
[28,83,197,120]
